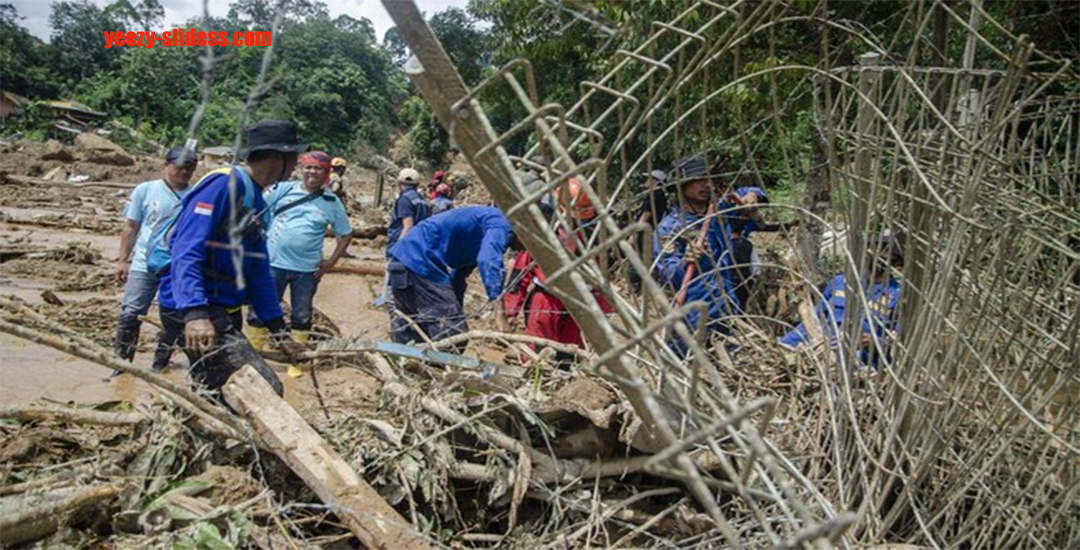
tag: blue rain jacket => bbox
[389,206,514,301]
[653,206,738,329]
[160,167,284,327]
[780,273,902,362]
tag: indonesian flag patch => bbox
[194,202,214,216]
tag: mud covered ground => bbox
[0,139,816,549]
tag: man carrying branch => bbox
[653,155,739,352]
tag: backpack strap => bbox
[273,187,326,217]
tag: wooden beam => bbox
[222,365,432,550]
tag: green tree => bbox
[227,0,329,30]
[429,8,489,86]
[0,4,58,98]
[105,0,164,30]
[50,0,123,85]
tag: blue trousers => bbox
[114,270,160,361]
[248,267,319,331]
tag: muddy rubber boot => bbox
[150,340,173,373]
[244,325,270,351]
[108,322,140,380]
[286,330,309,379]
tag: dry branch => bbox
[328,262,385,276]
[427,329,595,360]
[0,317,247,440]
[0,406,145,426]
[0,483,121,547]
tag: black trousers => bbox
[183,306,283,396]
[153,307,187,371]
[388,260,468,352]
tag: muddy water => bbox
[0,229,392,408]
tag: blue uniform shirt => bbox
[123,179,190,273]
[780,273,902,358]
[653,206,738,325]
[387,184,430,256]
[264,181,352,273]
[160,168,284,326]
[389,206,514,301]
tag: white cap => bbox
[398,168,420,183]
[646,169,667,183]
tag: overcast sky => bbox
[7,0,468,43]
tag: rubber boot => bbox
[113,322,140,362]
[108,322,140,380]
[286,330,309,378]
[244,325,270,351]
[150,339,174,373]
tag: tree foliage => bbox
[2,0,1075,173]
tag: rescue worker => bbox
[158,120,306,395]
[387,206,521,350]
[432,183,454,214]
[328,157,350,209]
[373,168,431,307]
[428,169,447,199]
[246,151,353,377]
[780,232,904,365]
[629,168,669,293]
[504,179,611,361]
[653,155,738,350]
[112,146,197,372]
[718,184,798,310]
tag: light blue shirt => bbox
[123,179,190,273]
[264,181,352,273]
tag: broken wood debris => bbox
[222,365,433,550]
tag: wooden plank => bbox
[222,366,431,550]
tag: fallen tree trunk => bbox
[222,365,432,550]
[0,483,121,547]
[351,225,387,239]
[2,174,138,189]
[0,406,145,426]
[328,262,385,276]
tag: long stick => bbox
[0,406,145,426]
[674,202,716,306]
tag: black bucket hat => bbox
[165,146,198,167]
[674,154,710,184]
[239,120,309,160]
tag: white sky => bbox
[7,0,467,43]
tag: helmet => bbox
[331,157,347,168]
[432,170,446,183]
[553,177,596,221]
[435,183,453,198]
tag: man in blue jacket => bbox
[653,155,738,350]
[159,120,306,395]
[387,206,521,350]
[718,185,797,310]
[373,168,431,307]
[781,233,904,366]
